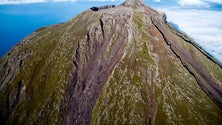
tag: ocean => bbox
[0,1,122,57]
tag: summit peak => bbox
[122,0,145,8]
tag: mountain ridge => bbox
[1,0,222,124]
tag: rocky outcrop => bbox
[65,9,133,124]
[1,0,222,124]
[122,0,145,8]
[151,18,222,109]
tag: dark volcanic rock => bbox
[1,0,222,124]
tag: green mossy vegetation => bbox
[0,11,99,124]
[91,13,222,124]
[133,12,143,31]
[91,25,155,124]
[4,25,74,124]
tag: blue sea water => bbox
[0,1,123,57]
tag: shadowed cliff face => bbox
[1,0,222,124]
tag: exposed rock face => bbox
[122,0,145,8]
[1,0,222,124]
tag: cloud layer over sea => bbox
[163,9,222,62]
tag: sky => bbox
[0,0,222,63]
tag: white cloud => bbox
[89,0,116,1]
[53,0,76,2]
[153,0,161,2]
[0,0,117,5]
[0,0,47,4]
[178,0,210,7]
[147,0,161,2]
[164,9,222,62]
[203,0,222,4]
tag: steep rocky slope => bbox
[1,0,222,124]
